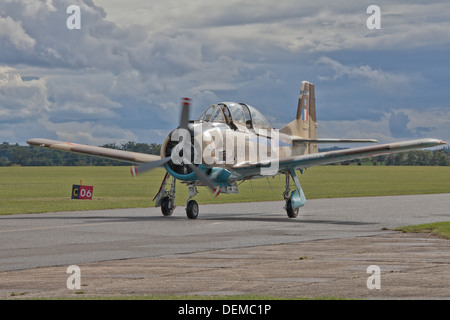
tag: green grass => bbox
[395,222,450,239]
[1,165,449,215]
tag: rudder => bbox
[280,81,318,154]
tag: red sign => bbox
[72,185,93,200]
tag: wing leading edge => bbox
[28,138,446,174]
[292,138,379,144]
[231,138,445,172]
[278,138,446,171]
[27,138,160,164]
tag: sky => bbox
[0,0,449,146]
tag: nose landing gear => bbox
[154,173,201,219]
[185,184,199,219]
[186,200,199,219]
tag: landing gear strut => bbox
[160,175,176,216]
[283,169,306,218]
[154,172,202,219]
[283,173,298,218]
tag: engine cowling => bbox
[160,129,204,181]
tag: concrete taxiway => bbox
[0,194,449,299]
[1,194,449,272]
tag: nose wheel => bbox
[186,200,199,219]
[185,184,199,219]
[155,175,201,219]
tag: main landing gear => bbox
[282,169,307,218]
[161,196,175,216]
[154,173,200,219]
[158,173,176,216]
[155,170,306,220]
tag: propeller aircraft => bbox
[27,81,446,219]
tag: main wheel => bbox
[186,200,199,219]
[161,196,174,216]
[285,198,299,218]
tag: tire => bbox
[285,198,299,218]
[186,200,199,219]
[161,196,174,216]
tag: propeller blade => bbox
[131,157,171,177]
[133,97,219,195]
[179,97,191,129]
[183,159,220,197]
[132,97,191,177]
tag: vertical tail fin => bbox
[280,81,318,154]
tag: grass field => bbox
[395,222,450,239]
[0,165,449,215]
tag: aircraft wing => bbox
[27,138,161,163]
[232,138,446,172]
[279,138,446,170]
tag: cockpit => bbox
[197,102,271,130]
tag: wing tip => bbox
[422,138,446,147]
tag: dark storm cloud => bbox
[0,0,449,145]
[389,111,412,138]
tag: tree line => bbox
[0,141,449,166]
[372,149,450,166]
[322,146,450,166]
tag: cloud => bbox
[0,1,185,143]
[100,0,450,54]
[0,16,36,52]
[318,118,392,143]
[47,121,138,146]
[388,108,449,140]
[389,111,412,138]
[0,0,449,146]
[0,66,49,123]
[321,107,449,144]
[316,56,414,93]
[1,0,137,71]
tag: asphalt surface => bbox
[0,194,449,299]
[1,194,449,272]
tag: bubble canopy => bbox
[197,102,271,129]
